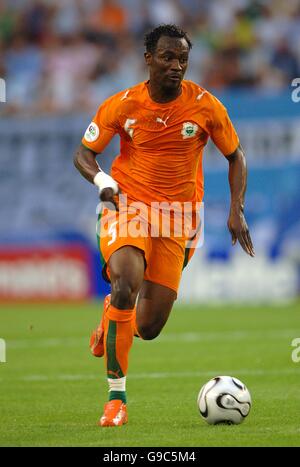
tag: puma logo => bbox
[108,369,121,378]
[156,116,170,127]
[196,90,206,101]
[121,90,129,101]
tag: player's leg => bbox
[90,205,149,358]
[135,227,202,341]
[109,246,145,309]
[100,245,145,427]
[89,245,146,357]
[133,236,184,340]
[134,231,201,340]
[135,280,176,340]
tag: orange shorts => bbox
[97,205,200,293]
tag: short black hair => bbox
[144,24,193,54]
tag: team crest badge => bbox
[84,122,100,142]
[181,122,198,139]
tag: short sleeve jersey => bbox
[82,80,239,206]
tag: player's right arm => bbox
[74,143,100,184]
[74,98,120,206]
[74,143,117,206]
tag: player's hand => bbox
[227,207,255,257]
[100,187,119,211]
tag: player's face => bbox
[145,36,189,90]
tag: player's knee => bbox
[138,324,162,341]
[111,278,138,309]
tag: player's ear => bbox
[144,52,152,66]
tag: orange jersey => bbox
[82,80,239,206]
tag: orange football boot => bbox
[98,400,128,427]
[89,294,111,357]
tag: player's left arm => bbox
[225,144,255,257]
[207,93,255,257]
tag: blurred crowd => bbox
[1,0,300,115]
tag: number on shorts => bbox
[108,220,118,246]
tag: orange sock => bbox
[103,305,135,379]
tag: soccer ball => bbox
[197,376,251,425]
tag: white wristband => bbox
[93,171,118,195]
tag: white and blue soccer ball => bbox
[197,376,252,425]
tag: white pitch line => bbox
[6,329,298,350]
[158,329,298,343]
[1,367,298,384]
[7,337,87,349]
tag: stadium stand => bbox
[0,0,299,301]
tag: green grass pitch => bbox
[0,300,299,446]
